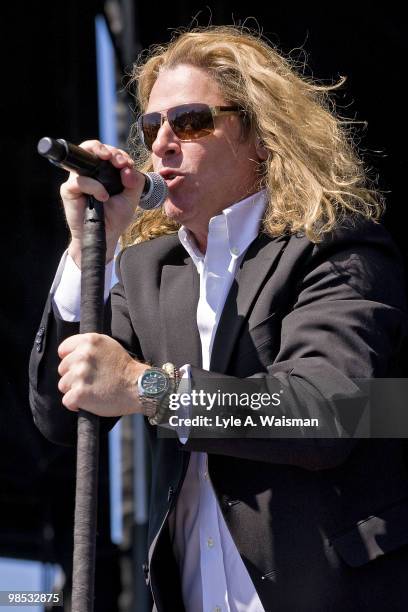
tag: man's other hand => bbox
[57,333,147,416]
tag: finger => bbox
[120,166,145,192]
[58,370,74,394]
[59,332,102,360]
[110,145,132,159]
[58,356,69,377]
[58,362,90,393]
[61,388,80,412]
[58,350,81,377]
[79,140,113,160]
[80,141,134,167]
[58,352,94,385]
[58,334,85,359]
[102,148,134,170]
[61,174,110,203]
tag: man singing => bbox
[30,26,408,611]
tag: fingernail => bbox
[116,154,124,163]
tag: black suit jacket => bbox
[29,219,408,611]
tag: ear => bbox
[255,136,269,161]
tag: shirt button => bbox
[214,607,222,612]
[231,246,239,256]
[202,471,208,480]
[207,537,214,548]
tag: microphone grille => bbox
[139,172,168,210]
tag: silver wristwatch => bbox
[137,362,180,425]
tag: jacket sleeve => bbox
[181,223,408,469]
[28,249,141,447]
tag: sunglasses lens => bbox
[139,104,216,149]
[139,112,162,149]
[169,104,214,140]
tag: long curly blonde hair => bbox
[123,25,383,246]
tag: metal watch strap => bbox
[139,396,157,419]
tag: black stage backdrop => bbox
[1,1,406,610]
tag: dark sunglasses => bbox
[137,103,243,150]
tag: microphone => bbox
[37,137,168,210]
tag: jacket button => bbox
[142,563,149,585]
[167,486,174,502]
[261,569,278,582]
[35,326,45,352]
[222,495,240,510]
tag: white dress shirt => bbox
[52,190,267,612]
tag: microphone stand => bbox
[72,195,106,612]
[37,138,123,612]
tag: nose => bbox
[151,119,181,157]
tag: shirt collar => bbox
[178,189,267,264]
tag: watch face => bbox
[141,369,169,397]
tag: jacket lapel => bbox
[210,233,288,373]
[160,252,202,368]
